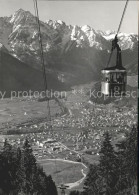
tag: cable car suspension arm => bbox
[106,0,129,67]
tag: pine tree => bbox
[21,138,37,194]
[45,175,58,195]
[33,166,46,194]
[16,148,26,194]
[69,190,80,195]
[0,150,9,194]
[114,141,127,194]
[116,125,138,195]
[84,132,118,195]
[99,132,118,195]
[83,164,102,195]
[125,125,137,182]
[0,139,18,194]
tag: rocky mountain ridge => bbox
[0,9,138,88]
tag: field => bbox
[38,159,87,186]
[0,98,61,132]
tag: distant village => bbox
[0,103,137,162]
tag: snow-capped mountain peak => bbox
[101,31,138,50]
[57,20,64,25]
[9,9,34,25]
[46,19,66,30]
[81,25,94,32]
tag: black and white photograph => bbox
[0,0,138,195]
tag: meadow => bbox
[38,159,87,185]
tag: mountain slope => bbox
[0,49,68,97]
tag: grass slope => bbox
[0,51,69,97]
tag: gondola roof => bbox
[102,65,126,71]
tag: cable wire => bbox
[117,0,129,35]
[33,0,52,129]
[33,0,60,185]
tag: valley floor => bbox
[0,77,137,194]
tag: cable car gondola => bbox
[101,35,127,96]
[101,0,129,96]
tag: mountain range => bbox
[0,9,138,93]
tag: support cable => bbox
[33,0,52,128]
[117,0,129,35]
[33,0,59,185]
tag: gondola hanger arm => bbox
[107,0,129,67]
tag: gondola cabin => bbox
[101,35,127,96]
[101,67,126,96]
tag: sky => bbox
[0,0,138,34]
